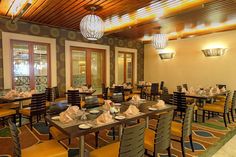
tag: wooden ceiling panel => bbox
[0,0,236,40]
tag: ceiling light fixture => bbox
[202,48,228,57]
[152,34,168,50]
[80,5,104,41]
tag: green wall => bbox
[0,17,144,93]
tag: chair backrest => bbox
[160,87,172,104]
[224,91,231,113]
[111,93,124,103]
[53,86,60,99]
[114,86,124,94]
[176,86,182,92]
[119,122,145,157]
[173,92,187,113]
[182,105,194,137]
[182,84,188,91]
[45,87,55,102]
[8,119,21,157]
[152,111,174,153]
[231,91,236,111]
[84,96,100,109]
[102,83,108,100]
[30,93,46,115]
[160,81,164,90]
[67,90,81,108]
[151,83,159,95]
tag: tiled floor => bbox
[213,135,236,157]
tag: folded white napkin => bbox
[103,100,112,111]
[96,111,113,125]
[81,86,88,91]
[181,87,187,93]
[132,95,141,102]
[220,87,226,92]
[3,90,19,99]
[59,112,73,123]
[152,100,166,108]
[124,105,140,117]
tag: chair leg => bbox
[167,147,171,157]
[181,137,186,157]
[208,111,210,119]
[223,113,227,127]
[112,127,115,140]
[227,113,231,123]
[189,134,194,152]
[95,131,99,148]
[202,110,205,123]
[195,110,198,122]
[19,114,22,127]
[30,116,33,130]
[13,114,16,124]
[231,109,235,122]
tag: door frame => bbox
[2,32,57,89]
[70,46,106,87]
[115,47,137,84]
[65,40,110,90]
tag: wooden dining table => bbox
[0,96,32,109]
[46,101,176,157]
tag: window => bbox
[117,52,134,84]
[71,47,105,92]
[11,40,50,92]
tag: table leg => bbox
[146,116,149,128]
[119,124,123,140]
[80,136,85,157]
[19,101,23,109]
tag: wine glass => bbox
[80,107,87,121]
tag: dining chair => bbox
[182,84,188,91]
[8,119,68,157]
[102,83,109,100]
[0,106,16,126]
[45,87,55,102]
[171,105,195,157]
[90,122,146,157]
[19,93,46,130]
[146,83,159,101]
[144,110,174,157]
[160,81,164,91]
[84,95,100,109]
[114,86,124,94]
[173,92,187,118]
[202,91,231,127]
[160,87,173,105]
[176,86,182,92]
[216,84,227,90]
[230,90,236,122]
[111,93,124,103]
[67,90,81,108]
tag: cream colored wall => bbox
[144,30,236,92]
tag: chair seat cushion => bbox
[203,104,224,113]
[90,142,120,157]
[171,121,182,137]
[50,127,68,141]
[144,128,155,152]
[22,140,67,157]
[0,108,16,118]
[55,97,67,103]
[19,107,31,116]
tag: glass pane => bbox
[33,44,48,92]
[118,53,124,84]
[126,54,133,83]
[91,51,103,93]
[12,42,30,92]
[72,50,86,87]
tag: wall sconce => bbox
[158,49,175,60]
[202,48,228,57]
